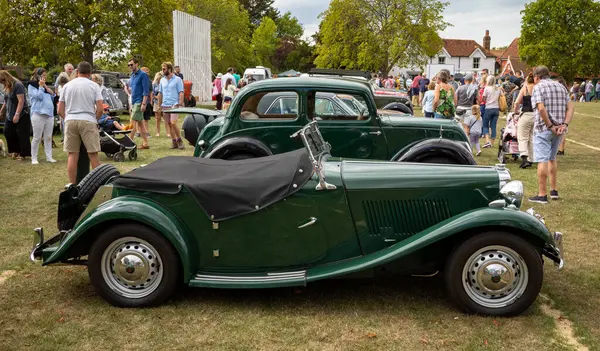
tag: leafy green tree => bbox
[315,0,449,74]
[275,12,304,41]
[520,0,600,81]
[0,0,163,67]
[239,0,279,27]
[251,16,278,68]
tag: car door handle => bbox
[370,131,382,136]
[298,217,317,229]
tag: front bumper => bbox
[526,208,565,269]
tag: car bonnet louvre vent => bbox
[362,199,451,237]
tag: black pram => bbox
[99,116,137,162]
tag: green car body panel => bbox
[38,156,560,289]
[44,195,198,281]
[193,78,469,160]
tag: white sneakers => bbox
[32,159,57,165]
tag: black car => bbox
[99,72,129,111]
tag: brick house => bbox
[494,38,532,77]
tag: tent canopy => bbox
[278,69,301,77]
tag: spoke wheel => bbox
[101,237,163,299]
[462,246,528,309]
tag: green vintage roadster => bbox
[31,122,563,316]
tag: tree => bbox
[315,0,449,75]
[520,0,600,81]
[0,0,162,67]
[251,17,278,68]
[239,0,279,27]
[275,12,304,41]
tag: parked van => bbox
[243,66,272,83]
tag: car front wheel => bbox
[444,232,543,316]
[88,223,180,307]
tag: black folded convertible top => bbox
[113,149,313,221]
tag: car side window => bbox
[241,92,298,121]
[308,92,370,121]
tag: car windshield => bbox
[245,74,264,81]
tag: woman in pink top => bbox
[213,73,223,110]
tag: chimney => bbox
[483,30,491,50]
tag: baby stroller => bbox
[498,112,520,164]
[99,115,138,162]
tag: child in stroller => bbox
[497,112,520,164]
[99,105,138,162]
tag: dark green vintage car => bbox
[191,78,475,165]
[31,122,563,316]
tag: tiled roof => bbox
[502,38,520,58]
[490,49,505,58]
[443,39,496,58]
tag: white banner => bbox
[173,10,212,102]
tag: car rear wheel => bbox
[88,223,180,307]
[419,155,459,164]
[225,153,255,160]
[444,232,543,316]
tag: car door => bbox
[203,192,328,270]
[309,91,388,160]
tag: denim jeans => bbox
[483,107,499,139]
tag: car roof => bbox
[241,77,370,94]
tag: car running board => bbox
[189,270,307,289]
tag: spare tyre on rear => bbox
[58,164,120,231]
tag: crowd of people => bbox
[396,66,573,204]
[211,67,249,110]
[0,59,188,183]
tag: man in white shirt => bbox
[57,61,104,184]
[221,67,235,89]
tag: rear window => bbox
[240,92,299,121]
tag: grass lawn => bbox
[1,104,599,350]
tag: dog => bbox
[0,139,6,157]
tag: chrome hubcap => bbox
[462,246,528,309]
[101,237,163,299]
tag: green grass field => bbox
[1,104,599,350]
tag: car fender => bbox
[307,207,553,282]
[45,197,198,282]
[206,136,273,159]
[392,138,476,165]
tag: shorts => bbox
[224,96,232,102]
[64,120,100,153]
[533,130,561,163]
[153,103,161,113]
[143,103,153,120]
[161,106,179,123]
[131,103,144,121]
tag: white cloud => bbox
[274,0,527,47]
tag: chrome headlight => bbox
[500,180,524,208]
[198,140,207,150]
[495,164,511,188]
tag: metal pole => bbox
[76,142,90,183]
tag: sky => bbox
[273,0,526,48]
